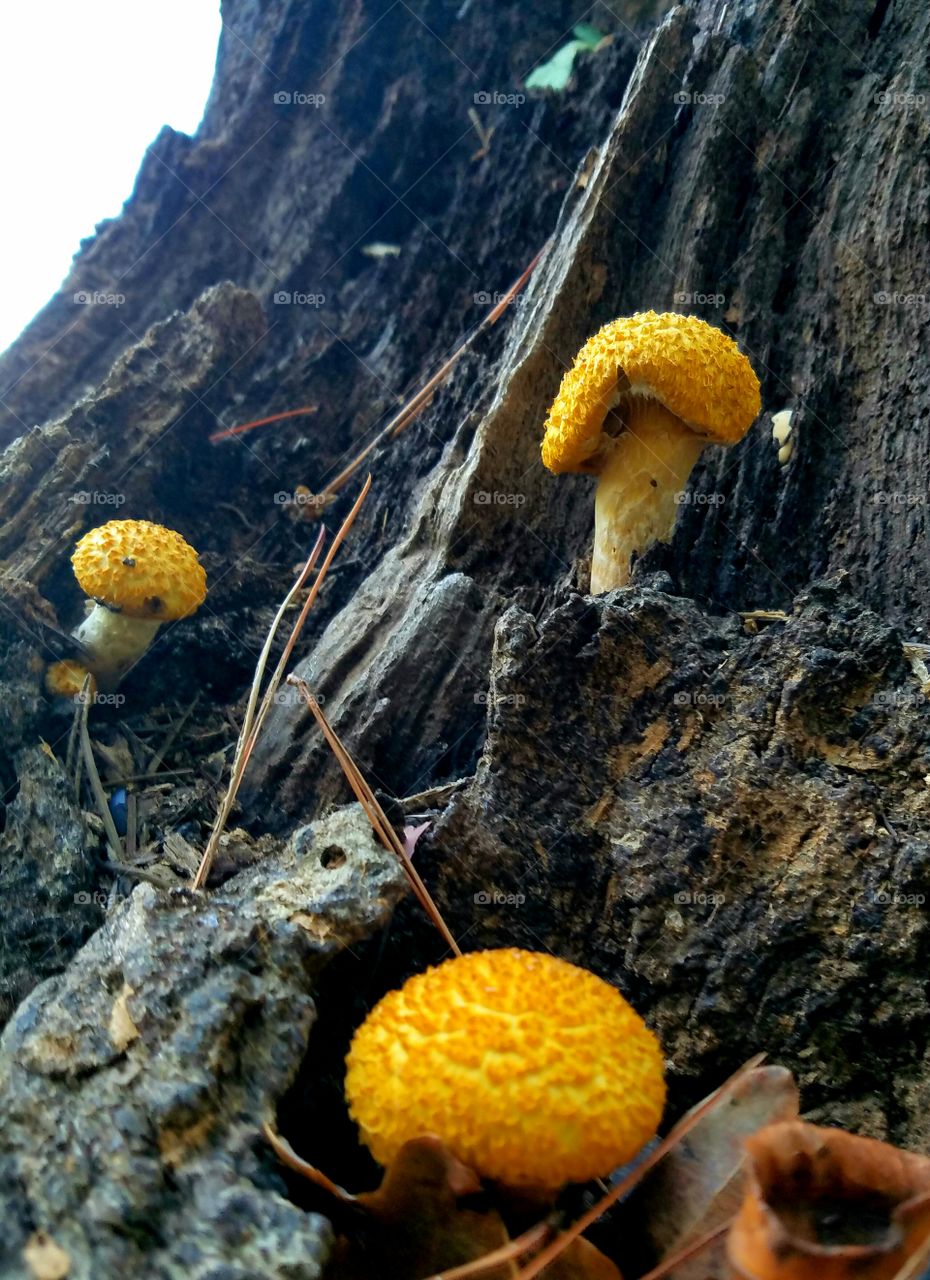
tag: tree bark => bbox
[1,0,929,1275]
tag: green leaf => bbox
[525,26,606,92]
[572,22,605,48]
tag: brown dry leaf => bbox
[541,1238,622,1279]
[90,735,135,781]
[303,1136,620,1280]
[22,1231,70,1280]
[330,1137,514,1280]
[636,1066,799,1279]
[727,1121,930,1280]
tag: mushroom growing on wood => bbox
[541,311,761,593]
[345,947,666,1191]
[68,519,206,688]
[45,659,96,702]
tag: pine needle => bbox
[207,242,550,498]
[191,476,371,889]
[261,1122,356,1204]
[424,1222,553,1279]
[209,404,319,442]
[509,1055,767,1280]
[288,674,461,955]
[77,675,123,862]
[314,240,551,503]
[637,1219,732,1280]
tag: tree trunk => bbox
[1,0,929,1275]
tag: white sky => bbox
[0,2,222,353]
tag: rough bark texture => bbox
[0,807,405,1278]
[1,0,929,1275]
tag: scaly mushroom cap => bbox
[45,660,96,701]
[541,311,761,473]
[345,947,666,1189]
[72,520,206,620]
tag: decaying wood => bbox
[0,0,929,1276]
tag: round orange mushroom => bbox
[345,947,666,1190]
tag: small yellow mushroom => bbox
[541,312,760,592]
[70,519,206,686]
[45,659,96,702]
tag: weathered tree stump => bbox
[1,0,929,1274]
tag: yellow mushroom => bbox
[70,519,206,686]
[345,947,666,1191]
[45,659,96,702]
[541,311,761,593]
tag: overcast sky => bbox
[0,2,222,352]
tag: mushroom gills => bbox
[592,397,707,593]
[73,603,163,685]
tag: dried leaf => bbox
[727,1121,930,1280]
[262,1123,356,1203]
[541,1239,621,1280]
[331,1137,514,1280]
[636,1066,799,1279]
[90,735,135,781]
[275,1134,621,1280]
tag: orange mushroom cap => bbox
[541,311,761,473]
[345,947,666,1189]
[71,519,206,620]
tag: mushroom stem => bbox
[591,398,708,593]
[73,603,162,685]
